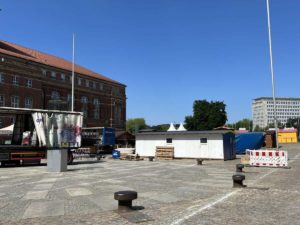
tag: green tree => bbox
[126,118,147,134]
[254,125,263,132]
[286,117,300,128]
[184,100,227,131]
[234,118,253,131]
[150,124,170,131]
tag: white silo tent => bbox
[167,123,177,131]
[177,123,186,131]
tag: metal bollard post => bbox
[149,156,154,162]
[232,174,246,188]
[236,164,244,173]
[114,191,138,212]
[196,159,203,165]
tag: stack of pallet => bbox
[155,146,174,160]
[265,134,273,148]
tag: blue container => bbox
[235,132,264,154]
[112,150,120,159]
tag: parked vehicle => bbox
[0,107,83,166]
[72,127,115,160]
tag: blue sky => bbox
[1,0,300,125]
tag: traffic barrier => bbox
[248,149,288,168]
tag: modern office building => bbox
[252,97,300,129]
[0,40,126,129]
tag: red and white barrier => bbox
[248,150,288,167]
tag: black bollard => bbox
[236,164,244,173]
[114,191,138,212]
[196,159,203,165]
[232,174,246,188]
[149,156,154,162]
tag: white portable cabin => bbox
[136,130,235,160]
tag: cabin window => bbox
[200,138,207,143]
[166,138,172,144]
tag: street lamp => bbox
[266,0,279,150]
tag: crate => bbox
[155,146,174,160]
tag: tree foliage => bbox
[286,117,300,128]
[126,118,147,134]
[184,100,227,131]
[150,124,170,131]
[227,118,252,130]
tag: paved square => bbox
[65,187,93,196]
[23,200,64,219]
[0,144,299,225]
[23,190,48,200]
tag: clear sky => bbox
[1,0,299,125]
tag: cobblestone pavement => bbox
[0,144,299,225]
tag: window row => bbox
[0,73,33,88]
[0,95,33,108]
[267,101,300,105]
[50,91,102,105]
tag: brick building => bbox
[0,40,126,129]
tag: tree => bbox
[232,119,253,131]
[254,125,263,132]
[184,100,227,131]
[286,117,300,129]
[126,118,147,134]
[150,124,170,131]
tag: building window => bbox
[0,95,5,106]
[51,72,56,79]
[26,79,32,88]
[12,75,19,86]
[166,138,172,144]
[93,98,100,119]
[78,77,82,86]
[93,82,96,89]
[81,96,88,118]
[114,103,122,124]
[25,97,33,108]
[200,138,207,143]
[85,80,89,87]
[81,96,88,104]
[51,91,60,100]
[99,83,103,90]
[0,73,4,83]
[11,95,19,108]
[61,73,65,81]
[41,69,47,76]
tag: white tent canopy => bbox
[167,123,177,131]
[177,123,186,131]
[0,124,14,134]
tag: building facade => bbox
[252,97,300,129]
[0,40,126,129]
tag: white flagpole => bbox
[266,0,279,150]
[71,33,75,112]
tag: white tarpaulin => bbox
[32,112,82,148]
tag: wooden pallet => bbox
[155,146,174,160]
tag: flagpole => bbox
[71,33,75,112]
[266,0,279,150]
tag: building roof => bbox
[136,130,233,136]
[253,97,300,101]
[0,40,124,86]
